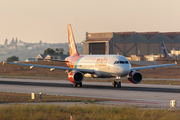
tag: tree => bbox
[55,48,64,55]
[6,56,19,62]
[44,48,55,55]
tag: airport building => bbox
[83,32,180,57]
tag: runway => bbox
[0,78,179,108]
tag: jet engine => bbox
[127,71,142,84]
[68,71,83,83]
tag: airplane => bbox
[162,41,172,58]
[9,24,177,88]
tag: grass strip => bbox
[0,92,118,103]
[0,104,180,120]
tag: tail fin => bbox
[162,41,171,58]
[68,24,79,56]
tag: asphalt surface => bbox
[0,78,179,109]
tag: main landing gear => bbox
[112,77,121,88]
[73,82,82,87]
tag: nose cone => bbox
[111,55,131,77]
[122,65,131,76]
[117,64,131,77]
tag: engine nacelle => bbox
[127,71,142,84]
[68,71,83,83]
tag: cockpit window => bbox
[125,61,129,64]
[114,61,129,64]
[120,61,124,64]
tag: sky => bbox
[1,0,180,45]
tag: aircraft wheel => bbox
[73,83,77,87]
[79,82,82,87]
[112,81,117,87]
[117,81,121,88]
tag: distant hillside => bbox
[0,41,83,61]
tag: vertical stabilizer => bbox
[162,41,172,58]
[68,24,79,56]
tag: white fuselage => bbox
[74,55,131,78]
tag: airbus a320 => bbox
[9,24,177,88]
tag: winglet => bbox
[30,66,34,69]
[175,61,177,66]
[2,60,5,65]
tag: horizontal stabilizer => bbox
[45,59,69,62]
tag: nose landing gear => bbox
[112,77,121,88]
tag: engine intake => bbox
[68,71,83,83]
[128,71,142,84]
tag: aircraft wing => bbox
[8,62,94,74]
[131,62,177,71]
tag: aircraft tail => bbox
[162,41,171,58]
[68,24,79,56]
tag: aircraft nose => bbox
[115,64,131,77]
[121,65,131,76]
[124,66,131,74]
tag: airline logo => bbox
[95,58,108,66]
